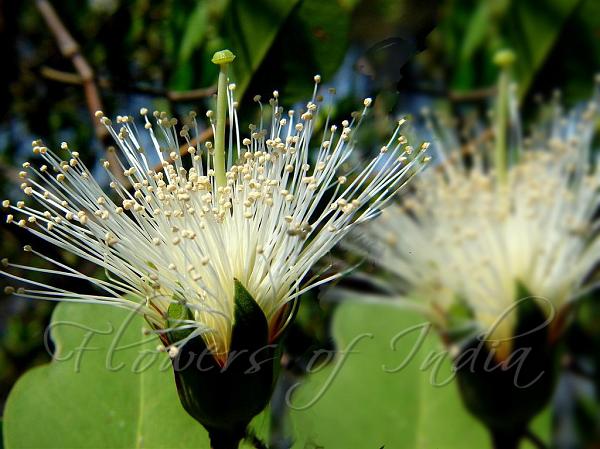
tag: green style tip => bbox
[212,49,236,65]
[493,49,516,68]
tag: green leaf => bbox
[286,0,352,84]
[288,301,550,448]
[222,0,301,99]
[251,0,355,102]
[178,2,210,64]
[449,0,582,96]
[507,0,582,97]
[3,303,266,449]
[460,2,491,62]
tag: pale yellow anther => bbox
[168,346,179,358]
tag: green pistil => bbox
[493,49,515,185]
[211,49,236,189]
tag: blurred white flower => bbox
[352,83,600,358]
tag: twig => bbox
[41,66,214,181]
[398,84,497,103]
[36,0,107,142]
[168,87,217,101]
[149,128,214,175]
[40,66,217,101]
[34,0,129,183]
[36,3,216,189]
[449,87,497,102]
[39,66,83,85]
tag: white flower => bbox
[352,85,600,358]
[1,73,427,360]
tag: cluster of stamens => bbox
[352,88,600,354]
[1,77,428,358]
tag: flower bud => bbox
[166,279,280,448]
[453,290,559,449]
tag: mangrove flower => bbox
[355,81,600,357]
[349,68,600,447]
[1,49,427,446]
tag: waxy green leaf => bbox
[3,302,267,449]
[288,301,550,448]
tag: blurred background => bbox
[0,0,599,447]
